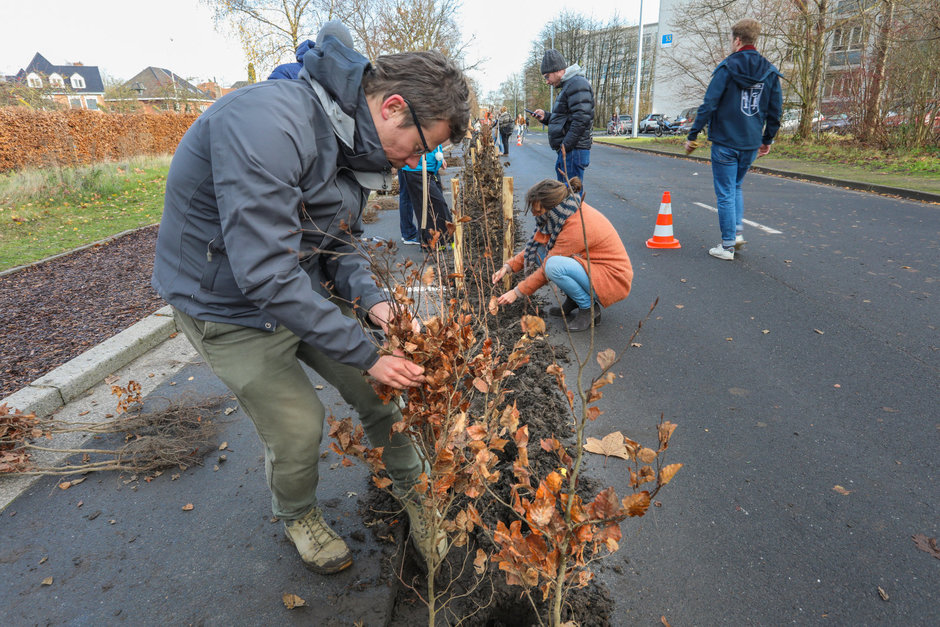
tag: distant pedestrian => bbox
[531,49,595,190]
[496,106,514,155]
[398,144,452,250]
[685,18,782,260]
[491,177,632,332]
[515,113,526,142]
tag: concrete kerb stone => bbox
[593,139,940,205]
[1,305,179,419]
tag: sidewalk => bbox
[593,136,940,204]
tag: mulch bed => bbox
[0,225,165,399]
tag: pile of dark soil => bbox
[0,226,164,399]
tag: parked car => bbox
[780,108,822,132]
[815,113,855,134]
[638,113,665,133]
[606,114,633,135]
[676,108,697,134]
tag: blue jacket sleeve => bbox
[763,74,783,144]
[687,67,729,142]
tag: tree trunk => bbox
[859,0,895,142]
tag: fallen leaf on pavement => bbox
[223,407,237,415]
[912,533,940,559]
[833,485,851,495]
[814,329,824,335]
[584,432,631,461]
[41,577,53,586]
[219,442,228,450]
[877,586,889,601]
[282,593,307,609]
[182,503,194,511]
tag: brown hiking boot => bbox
[284,507,353,574]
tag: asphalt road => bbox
[504,131,938,625]
[1,134,936,625]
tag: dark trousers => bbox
[399,169,452,247]
[499,130,511,155]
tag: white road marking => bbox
[692,202,783,234]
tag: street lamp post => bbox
[631,0,645,138]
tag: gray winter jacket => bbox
[152,38,393,371]
[542,64,594,152]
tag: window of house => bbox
[69,97,83,109]
[832,24,864,52]
[85,96,98,110]
[49,73,64,88]
[70,73,86,89]
[27,72,42,88]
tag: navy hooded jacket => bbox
[267,39,316,80]
[688,48,782,150]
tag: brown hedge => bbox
[0,108,199,172]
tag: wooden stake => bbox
[502,176,514,291]
[451,178,464,289]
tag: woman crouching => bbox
[491,177,633,331]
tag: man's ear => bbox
[381,95,406,120]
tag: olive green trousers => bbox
[173,308,422,520]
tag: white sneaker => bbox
[709,245,734,260]
[401,237,420,246]
[734,234,747,250]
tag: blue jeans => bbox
[544,255,594,310]
[398,170,419,241]
[555,148,590,189]
[711,143,758,248]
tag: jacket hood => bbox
[561,64,585,82]
[719,49,779,89]
[298,37,391,187]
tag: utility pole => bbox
[631,0,645,138]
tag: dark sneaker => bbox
[284,507,353,574]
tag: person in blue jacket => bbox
[685,18,782,260]
[398,144,451,249]
[267,21,354,80]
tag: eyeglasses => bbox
[402,98,431,157]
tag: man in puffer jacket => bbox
[533,49,595,189]
[685,18,782,260]
[153,25,470,575]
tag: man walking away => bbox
[532,49,595,189]
[685,18,782,260]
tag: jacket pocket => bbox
[199,233,239,295]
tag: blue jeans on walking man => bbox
[555,148,590,188]
[710,143,758,249]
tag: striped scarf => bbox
[523,195,580,271]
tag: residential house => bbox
[114,67,215,113]
[13,52,105,110]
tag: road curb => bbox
[594,140,940,204]
[1,305,178,418]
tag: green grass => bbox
[595,134,940,195]
[0,156,171,271]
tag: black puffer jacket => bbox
[542,64,594,152]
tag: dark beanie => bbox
[541,49,567,74]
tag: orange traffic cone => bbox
[516,133,523,146]
[646,191,681,249]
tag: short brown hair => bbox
[363,51,470,145]
[732,19,761,45]
[525,177,582,213]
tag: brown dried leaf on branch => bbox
[584,431,631,461]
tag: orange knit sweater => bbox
[507,202,633,307]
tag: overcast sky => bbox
[0,0,660,94]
